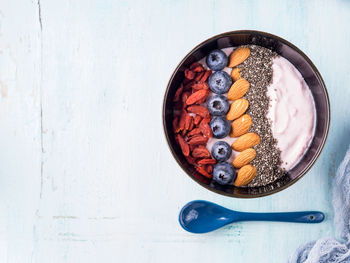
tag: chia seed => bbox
[237,45,286,187]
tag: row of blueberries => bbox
[206,50,237,185]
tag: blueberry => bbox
[210,116,231,139]
[207,95,229,116]
[206,49,228,71]
[211,141,232,162]
[213,162,236,185]
[208,71,232,94]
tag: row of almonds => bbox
[226,47,261,186]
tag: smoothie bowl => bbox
[163,30,330,198]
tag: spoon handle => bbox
[234,211,324,223]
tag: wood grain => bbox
[1,0,350,262]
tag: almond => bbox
[231,132,261,151]
[231,67,241,81]
[226,99,249,121]
[231,114,252,137]
[234,164,257,186]
[232,148,256,168]
[227,78,250,100]
[228,47,251,68]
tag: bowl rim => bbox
[162,30,330,198]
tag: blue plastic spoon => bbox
[179,200,325,234]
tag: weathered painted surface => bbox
[0,0,349,262]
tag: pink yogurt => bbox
[267,56,316,170]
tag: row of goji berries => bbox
[173,62,216,179]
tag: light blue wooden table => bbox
[0,0,349,262]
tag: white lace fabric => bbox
[289,146,350,263]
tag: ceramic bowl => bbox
[162,30,330,198]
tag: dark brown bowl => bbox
[162,30,330,198]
